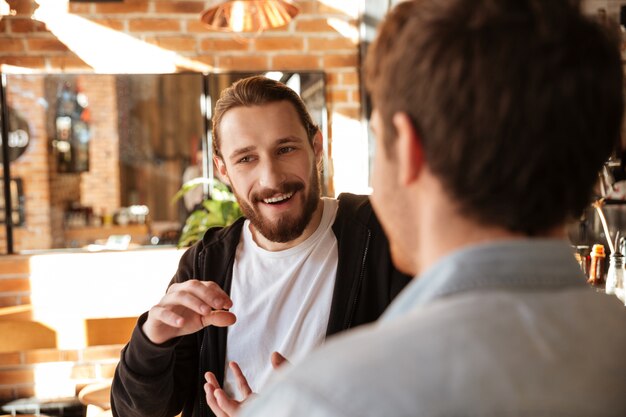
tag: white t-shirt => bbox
[223,198,339,400]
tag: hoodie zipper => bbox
[346,230,370,329]
[197,249,207,417]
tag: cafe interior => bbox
[0,0,624,415]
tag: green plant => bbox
[172,177,242,248]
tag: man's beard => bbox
[236,165,321,243]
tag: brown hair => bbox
[365,0,624,235]
[212,76,319,157]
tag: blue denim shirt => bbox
[241,239,626,417]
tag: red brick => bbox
[0,369,34,385]
[0,278,30,292]
[70,364,96,380]
[216,55,269,70]
[323,53,358,68]
[14,385,35,399]
[47,55,92,71]
[0,387,16,402]
[308,36,355,51]
[327,89,348,103]
[272,54,320,69]
[82,345,123,361]
[129,19,181,32]
[317,3,352,15]
[341,71,359,85]
[0,352,21,366]
[148,36,196,52]
[154,1,205,14]
[295,18,335,32]
[68,2,91,14]
[200,38,249,52]
[27,38,69,52]
[94,0,149,14]
[0,257,31,275]
[91,18,126,31]
[0,38,25,53]
[192,55,216,67]
[9,18,49,33]
[0,296,19,307]
[350,89,361,103]
[253,37,304,51]
[187,19,211,33]
[24,349,80,364]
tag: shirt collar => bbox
[383,239,587,320]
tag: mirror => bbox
[0,71,327,254]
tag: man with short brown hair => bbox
[110,76,409,417]
[238,1,626,416]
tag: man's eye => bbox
[237,156,253,164]
[278,147,295,155]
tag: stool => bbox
[0,396,83,416]
[78,381,111,417]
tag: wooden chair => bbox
[0,321,83,416]
[84,316,137,346]
[0,304,34,321]
[78,381,111,417]
[0,320,56,353]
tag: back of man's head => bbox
[366,0,624,235]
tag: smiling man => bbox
[110,76,410,417]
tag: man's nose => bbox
[258,157,287,189]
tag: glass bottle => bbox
[588,244,606,287]
[605,251,624,296]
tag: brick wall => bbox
[0,256,121,402]
[0,0,361,163]
[0,248,183,403]
[0,0,363,252]
[2,75,52,252]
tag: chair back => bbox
[0,320,56,353]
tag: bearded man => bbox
[110,75,410,417]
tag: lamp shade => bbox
[200,0,299,33]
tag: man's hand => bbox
[205,361,251,417]
[142,280,236,344]
[204,352,289,417]
[270,351,288,369]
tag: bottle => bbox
[588,244,606,287]
[574,245,591,277]
[605,251,624,296]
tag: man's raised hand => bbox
[143,280,236,344]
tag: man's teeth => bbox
[263,192,294,204]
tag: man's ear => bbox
[213,155,231,187]
[312,130,324,171]
[392,112,424,186]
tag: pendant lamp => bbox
[200,0,299,33]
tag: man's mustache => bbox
[252,181,304,203]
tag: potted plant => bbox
[172,177,242,248]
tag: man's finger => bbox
[148,305,184,328]
[205,371,221,390]
[201,310,237,328]
[205,382,229,417]
[271,351,289,369]
[168,280,233,310]
[229,361,253,398]
[215,388,241,416]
